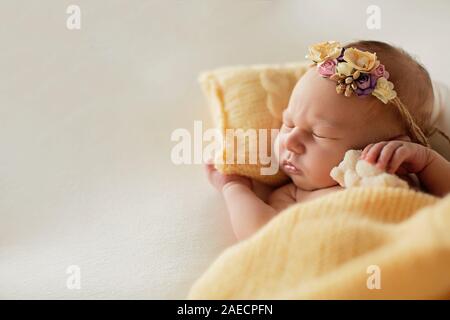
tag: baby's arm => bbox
[204,164,295,241]
[223,183,299,240]
[222,182,277,241]
[416,150,450,196]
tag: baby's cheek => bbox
[308,150,342,186]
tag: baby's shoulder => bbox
[268,183,344,211]
[295,185,344,202]
[268,183,297,211]
[269,183,296,199]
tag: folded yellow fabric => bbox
[199,62,310,186]
[188,187,450,299]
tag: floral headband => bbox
[305,40,435,147]
[306,41,396,104]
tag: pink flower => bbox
[371,64,390,80]
[318,59,337,77]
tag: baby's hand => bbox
[204,163,252,192]
[360,140,432,175]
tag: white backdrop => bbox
[0,0,449,299]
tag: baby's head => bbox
[275,40,434,191]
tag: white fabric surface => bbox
[430,81,450,160]
[0,0,449,299]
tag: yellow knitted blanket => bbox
[187,187,450,299]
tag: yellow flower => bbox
[306,41,342,63]
[343,48,378,72]
[372,77,397,104]
[335,62,354,77]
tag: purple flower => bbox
[355,73,377,96]
[318,59,336,77]
[371,64,390,80]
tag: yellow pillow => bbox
[199,62,310,186]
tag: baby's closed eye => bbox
[312,132,331,139]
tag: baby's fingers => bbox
[203,163,217,180]
[363,141,389,163]
[360,143,374,159]
[204,162,214,172]
[386,145,409,174]
[376,141,403,170]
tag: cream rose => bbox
[343,48,378,72]
[372,77,397,104]
[306,41,342,63]
[335,62,354,77]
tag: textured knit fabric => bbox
[188,187,450,299]
[199,62,310,186]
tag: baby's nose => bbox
[286,142,304,155]
[285,130,305,155]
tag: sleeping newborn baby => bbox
[205,40,450,241]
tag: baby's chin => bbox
[282,170,309,190]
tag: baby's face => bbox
[275,68,399,191]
